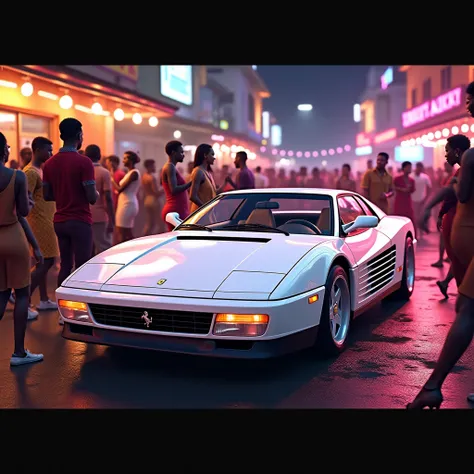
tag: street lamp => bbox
[297,104,313,111]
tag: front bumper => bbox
[56,285,325,359]
[62,322,319,359]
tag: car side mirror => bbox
[165,212,183,229]
[342,215,378,234]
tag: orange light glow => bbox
[215,313,269,324]
[308,294,319,304]
[58,300,87,311]
[397,266,403,272]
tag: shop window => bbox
[0,110,18,167]
[19,113,51,149]
[441,66,452,91]
[422,79,432,101]
[411,88,417,107]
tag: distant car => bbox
[57,188,416,359]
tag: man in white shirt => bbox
[411,162,432,237]
[254,166,269,188]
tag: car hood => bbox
[64,231,329,297]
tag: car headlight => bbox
[213,313,269,337]
[58,300,91,322]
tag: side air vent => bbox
[357,245,396,304]
[176,236,270,243]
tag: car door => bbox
[337,194,395,311]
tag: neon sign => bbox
[356,132,372,147]
[355,146,373,156]
[374,128,397,144]
[402,87,462,129]
[380,67,393,90]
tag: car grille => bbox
[88,303,214,335]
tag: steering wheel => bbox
[284,219,322,235]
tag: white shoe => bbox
[10,349,44,366]
[58,315,64,325]
[37,299,58,311]
[8,292,15,305]
[28,307,39,320]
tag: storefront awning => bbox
[8,65,178,117]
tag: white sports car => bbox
[57,188,416,359]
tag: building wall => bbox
[137,65,206,122]
[0,67,114,157]
[206,67,264,138]
[405,66,471,108]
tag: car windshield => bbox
[179,193,334,236]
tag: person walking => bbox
[0,132,44,366]
[24,136,59,312]
[42,118,98,292]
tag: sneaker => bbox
[8,292,15,305]
[28,307,39,320]
[10,349,44,366]
[58,315,64,325]
[37,299,58,311]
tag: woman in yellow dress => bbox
[24,137,59,311]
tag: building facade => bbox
[115,65,272,173]
[353,66,407,171]
[398,65,474,170]
[0,65,176,164]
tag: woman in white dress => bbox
[111,150,141,243]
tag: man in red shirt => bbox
[43,118,98,288]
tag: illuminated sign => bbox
[355,146,373,156]
[271,124,282,146]
[374,128,397,144]
[160,66,193,106]
[353,103,361,122]
[394,145,424,163]
[402,87,462,129]
[102,65,138,82]
[211,134,224,142]
[262,111,270,138]
[356,132,372,147]
[380,67,393,90]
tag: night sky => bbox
[258,66,370,152]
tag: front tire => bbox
[393,236,415,300]
[315,265,351,356]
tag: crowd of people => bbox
[2,81,474,409]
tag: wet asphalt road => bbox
[0,232,473,409]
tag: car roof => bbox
[220,188,353,198]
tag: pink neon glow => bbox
[296,151,303,158]
[304,151,310,158]
[260,146,266,152]
[272,149,278,155]
[321,150,327,156]
[313,151,318,157]
[336,147,343,154]
[329,149,335,155]
[344,145,351,152]
[211,134,225,142]
[356,132,371,147]
[402,87,462,128]
[280,150,286,156]
[287,151,294,157]
[374,128,397,144]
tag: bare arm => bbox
[115,170,139,194]
[165,163,191,195]
[456,150,474,203]
[425,186,453,211]
[189,169,204,207]
[14,170,30,217]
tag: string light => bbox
[261,143,353,159]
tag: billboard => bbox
[160,66,193,106]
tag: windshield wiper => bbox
[218,223,289,236]
[177,223,212,232]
